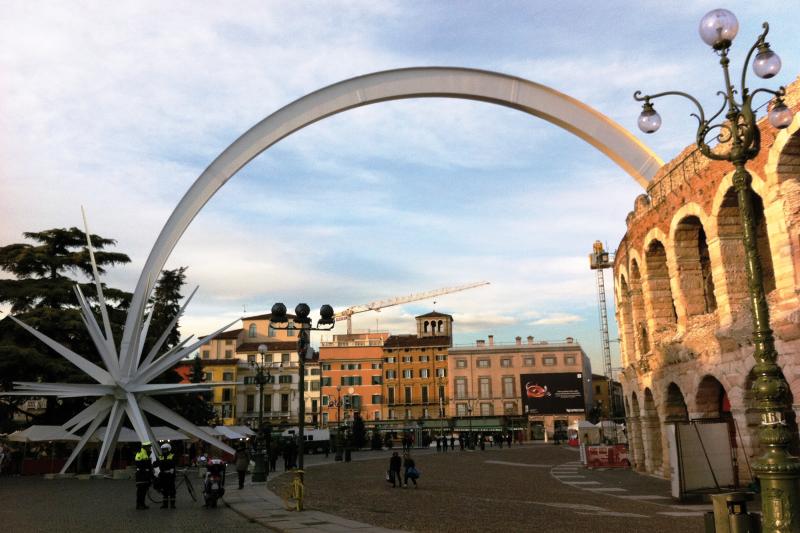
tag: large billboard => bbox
[521,373,585,415]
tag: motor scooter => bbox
[203,458,226,508]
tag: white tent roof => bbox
[214,426,245,439]
[228,425,255,437]
[8,425,81,442]
[569,420,598,430]
[94,426,191,442]
[199,426,222,437]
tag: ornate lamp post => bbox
[634,9,796,531]
[250,343,275,483]
[269,302,335,473]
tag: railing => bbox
[647,148,704,206]
[449,339,582,351]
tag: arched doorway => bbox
[695,375,730,419]
[117,67,663,365]
[643,388,664,475]
[665,382,689,422]
[629,391,645,472]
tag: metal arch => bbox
[120,66,664,358]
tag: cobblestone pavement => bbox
[0,472,265,533]
[266,444,709,533]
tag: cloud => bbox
[529,313,584,326]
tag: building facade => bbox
[319,332,388,429]
[448,335,592,439]
[613,77,800,479]
[381,312,452,433]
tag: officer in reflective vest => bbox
[135,441,154,510]
[157,442,177,508]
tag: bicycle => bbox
[147,469,197,504]
[284,469,305,512]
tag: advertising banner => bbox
[520,372,585,415]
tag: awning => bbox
[214,426,246,439]
[93,426,190,442]
[228,425,255,437]
[8,425,81,442]
[93,427,139,442]
[153,427,190,441]
[199,426,222,437]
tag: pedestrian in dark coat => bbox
[507,433,513,447]
[389,452,402,488]
[435,437,441,453]
[403,453,418,488]
[449,436,454,451]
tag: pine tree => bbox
[0,228,131,426]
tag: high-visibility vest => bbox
[135,449,150,461]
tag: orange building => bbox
[381,312,452,436]
[319,332,388,429]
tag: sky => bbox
[1,1,798,377]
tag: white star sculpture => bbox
[2,211,236,474]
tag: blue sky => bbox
[1,1,798,376]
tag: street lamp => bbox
[467,403,473,449]
[634,9,796,531]
[269,302,335,474]
[250,343,275,482]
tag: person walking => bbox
[435,437,441,453]
[449,436,454,451]
[389,451,402,488]
[507,432,512,447]
[234,445,250,489]
[441,436,447,453]
[134,441,154,510]
[403,453,418,488]
[156,443,177,509]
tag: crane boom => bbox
[334,281,490,334]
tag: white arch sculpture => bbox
[5,67,664,473]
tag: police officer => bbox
[135,441,154,510]
[157,442,177,508]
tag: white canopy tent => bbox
[228,425,255,437]
[8,425,81,442]
[214,426,246,440]
[93,426,190,442]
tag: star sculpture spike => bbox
[0,211,237,474]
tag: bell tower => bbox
[415,311,453,339]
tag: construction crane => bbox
[334,281,490,334]
[589,241,617,419]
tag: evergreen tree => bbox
[0,228,130,426]
[352,411,367,449]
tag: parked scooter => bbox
[203,458,226,508]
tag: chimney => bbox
[476,339,486,348]
[527,336,534,345]
[488,335,494,347]
[515,336,522,346]
[566,337,574,344]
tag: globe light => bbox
[638,103,662,134]
[768,101,794,129]
[753,47,782,79]
[699,9,739,50]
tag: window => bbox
[477,359,490,368]
[225,339,233,345]
[423,407,429,418]
[371,375,382,385]
[278,375,292,384]
[225,350,233,359]
[405,409,411,419]
[420,369,430,379]
[371,363,381,369]
[543,356,556,366]
[264,394,273,411]
[436,368,446,378]
[524,357,535,366]
[419,355,429,362]
[456,359,467,368]
[321,377,332,387]
[268,325,276,337]
[388,409,395,419]
[435,354,446,361]
[456,403,467,416]
[222,388,232,402]
[502,376,514,398]
[388,387,395,404]
[385,370,397,380]
[421,386,429,403]
[310,381,320,391]
[595,385,602,395]
[247,354,256,364]
[280,393,289,412]
[402,369,412,379]
[322,412,329,425]
[480,402,493,416]
[479,377,491,399]
[501,358,512,368]
[373,410,381,421]
[243,376,254,385]
[455,378,467,399]
[248,324,257,338]
[402,356,412,363]
[287,322,295,336]
[281,353,290,363]
[221,404,233,418]
[263,353,273,364]
[202,350,210,359]
[565,356,576,365]
[503,402,516,414]
[351,395,362,409]
[385,356,396,363]
[310,368,320,375]
[246,394,255,412]
[372,394,382,404]
[404,387,412,404]
[438,385,445,401]
[204,372,213,382]
[322,395,330,405]
[340,376,362,386]
[222,372,234,382]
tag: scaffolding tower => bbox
[589,240,617,419]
